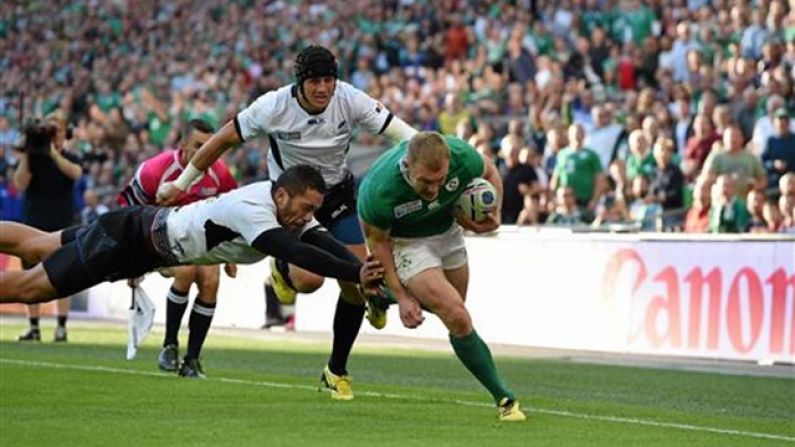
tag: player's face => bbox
[302,76,336,111]
[181,130,211,164]
[408,161,449,201]
[276,187,324,231]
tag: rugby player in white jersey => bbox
[157,45,416,399]
[0,165,384,313]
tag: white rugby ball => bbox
[456,178,498,222]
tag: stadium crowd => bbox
[1,0,794,234]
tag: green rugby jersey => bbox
[358,135,484,238]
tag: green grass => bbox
[0,322,793,446]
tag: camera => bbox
[15,118,57,155]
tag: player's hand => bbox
[358,255,384,296]
[224,263,238,278]
[156,181,183,206]
[455,209,500,234]
[398,295,424,329]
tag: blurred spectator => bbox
[542,127,566,180]
[763,199,784,233]
[712,105,734,138]
[80,189,109,225]
[779,173,795,226]
[684,176,714,233]
[628,175,663,231]
[584,105,625,172]
[673,98,693,157]
[438,92,471,136]
[501,144,539,225]
[682,113,720,180]
[416,103,440,132]
[761,109,795,190]
[702,126,766,195]
[546,186,584,226]
[672,22,700,82]
[551,124,606,211]
[731,87,758,145]
[625,130,656,181]
[649,137,685,210]
[0,116,20,152]
[505,36,535,85]
[746,189,770,233]
[752,95,795,155]
[709,174,750,233]
[592,192,630,228]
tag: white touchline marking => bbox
[1,358,793,443]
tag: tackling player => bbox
[156,45,416,399]
[118,119,237,378]
[0,165,384,309]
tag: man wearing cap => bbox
[761,108,795,190]
[156,45,417,400]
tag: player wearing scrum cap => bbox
[156,45,417,399]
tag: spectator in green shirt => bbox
[625,129,656,181]
[702,125,767,195]
[551,123,607,211]
[709,174,750,233]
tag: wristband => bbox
[174,162,202,191]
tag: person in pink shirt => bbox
[118,119,237,378]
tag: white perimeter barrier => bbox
[89,229,795,363]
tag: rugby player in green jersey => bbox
[358,132,526,422]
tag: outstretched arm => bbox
[250,228,382,290]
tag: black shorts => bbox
[42,206,167,297]
[314,171,358,228]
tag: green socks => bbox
[450,330,515,404]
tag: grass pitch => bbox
[0,321,792,446]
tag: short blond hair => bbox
[407,132,450,170]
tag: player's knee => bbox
[172,269,197,291]
[442,304,472,337]
[196,271,220,298]
[197,292,217,305]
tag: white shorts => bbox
[392,225,468,285]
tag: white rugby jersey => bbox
[163,182,319,265]
[235,81,392,186]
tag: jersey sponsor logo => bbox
[393,199,422,219]
[444,177,460,192]
[307,117,326,125]
[276,131,302,141]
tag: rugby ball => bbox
[456,178,498,222]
